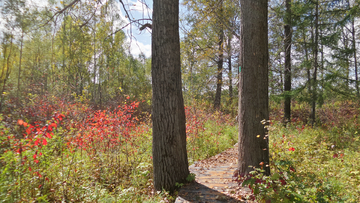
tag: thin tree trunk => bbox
[0,37,13,112]
[238,0,270,175]
[214,3,224,110]
[284,0,292,125]
[352,17,359,97]
[17,33,24,101]
[188,39,194,105]
[99,65,102,109]
[310,1,319,127]
[51,27,55,91]
[320,28,324,94]
[62,17,66,94]
[279,58,283,92]
[343,34,350,90]
[228,33,233,100]
[93,18,97,103]
[152,0,189,192]
[303,29,311,94]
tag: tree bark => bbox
[351,15,359,97]
[228,33,233,100]
[284,0,292,125]
[93,18,97,103]
[17,33,23,101]
[302,29,311,95]
[214,3,224,110]
[0,36,13,112]
[310,1,319,127]
[238,0,270,175]
[152,0,189,192]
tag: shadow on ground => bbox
[176,181,243,203]
[175,144,252,203]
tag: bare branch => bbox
[42,0,81,26]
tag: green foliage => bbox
[180,0,240,110]
[186,173,196,182]
[185,106,238,164]
[238,103,360,202]
[0,95,237,202]
[0,0,152,110]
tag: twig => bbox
[42,0,81,26]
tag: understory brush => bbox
[0,95,237,202]
[238,101,360,202]
[185,107,237,164]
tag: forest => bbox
[0,0,360,202]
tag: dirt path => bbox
[175,144,253,203]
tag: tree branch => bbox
[43,0,81,26]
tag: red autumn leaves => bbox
[68,101,140,152]
[15,113,65,163]
[14,99,140,165]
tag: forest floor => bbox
[175,144,253,203]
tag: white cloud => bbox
[127,38,151,58]
[119,0,152,58]
[27,0,48,8]
[129,0,152,19]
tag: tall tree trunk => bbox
[343,34,350,90]
[62,17,66,94]
[280,60,283,92]
[93,18,97,103]
[310,1,319,127]
[0,37,13,112]
[228,33,233,100]
[284,0,292,125]
[320,28,324,94]
[152,0,189,192]
[302,29,311,94]
[351,16,359,97]
[17,33,24,101]
[99,66,102,109]
[238,0,270,175]
[188,39,195,104]
[214,4,224,110]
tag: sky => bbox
[122,0,189,58]
[0,0,153,57]
[121,0,153,58]
[0,0,192,58]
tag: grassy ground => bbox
[0,97,237,203]
[1,96,359,202]
[237,101,360,202]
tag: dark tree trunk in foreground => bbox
[284,0,292,125]
[151,0,189,192]
[238,0,270,175]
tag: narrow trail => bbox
[175,144,252,203]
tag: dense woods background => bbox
[1,0,359,113]
[1,0,360,202]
